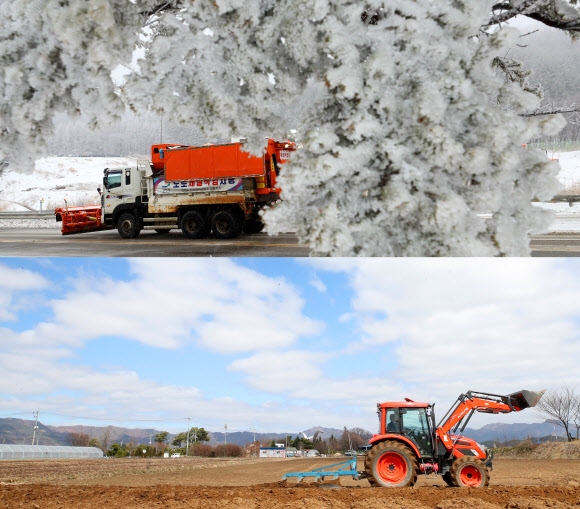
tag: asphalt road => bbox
[0,228,579,257]
[0,228,310,257]
[529,233,580,256]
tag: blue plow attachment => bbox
[282,456,361,483]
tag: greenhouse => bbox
[0,445,103,460]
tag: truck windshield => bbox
[104,170,122,190]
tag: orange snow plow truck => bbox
[55,138,295,239]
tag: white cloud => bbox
[0,264,48,321]
[8,259,321,352]
[228,350,330,393]
[309,276,327,293]
[312,258,580,416]
[4,258,580,433]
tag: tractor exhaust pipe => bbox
[505,389,545,411]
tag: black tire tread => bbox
[364,441,418,488]
[449,457,490,488]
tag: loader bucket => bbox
[506,390,545,411]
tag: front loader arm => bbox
[436,390,544,451]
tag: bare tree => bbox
[339,427,366,451]
[536,385,579,441]
[66,432,90,447]
[100,426,113,453]
[572,394,580,440]
[349,427,373,442]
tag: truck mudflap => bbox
[55,205,111,235]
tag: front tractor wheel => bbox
[117,212,140,239]
[365,441,418,488]
[449,457,490,488]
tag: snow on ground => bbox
[1,151,580,232]
[0,157,135,212]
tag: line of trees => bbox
[66,425,375,458]
[259,427,372,456]
[101,441,244,458]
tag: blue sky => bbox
[1,257,580,436]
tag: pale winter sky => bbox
[1,258,578,435]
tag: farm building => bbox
[259,447,286,458]
[0,445,103,460]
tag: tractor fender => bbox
[368,434,421,459]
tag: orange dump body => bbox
[151,139,296,194]
[55,205,110,235]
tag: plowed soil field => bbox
[1,456,580,509]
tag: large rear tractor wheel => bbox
[117,212,140,239]
[449,457,489,488]
[211,210,243,239]
[181,210,209,239]
[364,441,418,488]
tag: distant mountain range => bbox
[0,418,572,448]
[463,420,572,445]
[0,419,342,448]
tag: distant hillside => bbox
[1,417,572,448]
[208,426,344,447]
[464,420,571,444]
[47,424,161,446]
[0,418,160,447]
[0,418,343,448]
[0,418,68,446]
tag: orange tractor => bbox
[284,389,543,488]
[364,390,544,487]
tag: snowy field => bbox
[1,151,580,232]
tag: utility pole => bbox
[224,424,227,445]
[186,417,190,456]
[32,410,39,446]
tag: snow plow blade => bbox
[55,205,111,235]
[505,390,545,411]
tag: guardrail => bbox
[0,195,579,220]
[552,195,580,205]
[0,211,56,219]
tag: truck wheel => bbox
[449,457,489,488]
[181,210,209,239]
[117,212,140,239]
[243,219,265,234]
[211,210,242,239]
[365,441,418,488]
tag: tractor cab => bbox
[377,401,435,458]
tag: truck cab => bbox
[101,164,149,236]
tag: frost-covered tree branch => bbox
[488,0,580,33]
[520,103,580,117]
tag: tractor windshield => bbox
[400,408,432,457]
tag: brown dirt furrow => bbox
[1,457,580,508]
[1,485,580,509]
